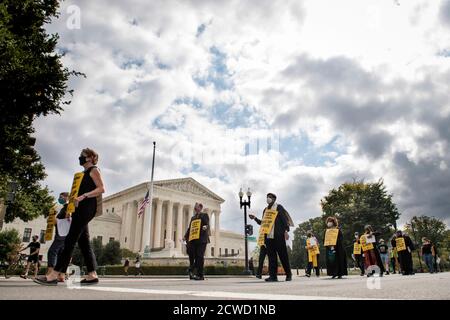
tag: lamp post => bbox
[239,187,252,275]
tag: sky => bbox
[35,0,450,236]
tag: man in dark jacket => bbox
[184,203,209,280]
[252,193,293,282]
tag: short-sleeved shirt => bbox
[27,241,40,255]
[378,244,388,254]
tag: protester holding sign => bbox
[35,148,105,286]
[324,217,347,279]
[183,203,209,280]
[256,193,293,282]
[352,232,365,276]
[46,192,70,281]
[361,225,385,277]
[249,213,268,279]
[392,230,414,276]
[305,231,320,277]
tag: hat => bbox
[267,193,277,200]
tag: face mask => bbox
[58,198,66,205]
[327,222,333,227]
[79,156,87,165]
[266,197,273,205]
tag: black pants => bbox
[257,245,267,276]
[355,255,365,274]
[54,209,97,273]
[306,255,320,276]
[266,238,291,278]
[47,239,65,268]
[187,244,195,272]
[390,258,397,273]
[191,242,207,276]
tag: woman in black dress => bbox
[324,216,348,279]
[35,148,105,285]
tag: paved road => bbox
[1,272,449,300]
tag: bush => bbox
[0,229,21,263]
[96,265,246,276]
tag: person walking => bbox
[352,232,365,276]
[20,235,40,279]
[123,258,130,276]
[305,231,320,277]
[248,213,268,279]
[183,203,210,280]
[378,239,390,275]
[324,217,347,279]
[134,256,144,276]
[34,148,105,286]
[46,192,70,282]
[421,238,434,273]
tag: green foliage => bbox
[0,228,21,262]
[120,248,136,260]
[0,0,83,222]
[404,215,447,247]
[99,265,246,276]
[101,241,121,265]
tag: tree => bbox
[102,241,121,265]
[0,228,21,263]
[320,179,400,257]
[0,0,83,222]
[91,237,103,265]
[404,215,447,249]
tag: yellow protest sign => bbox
[353,243,362,255]
[324,228,339,246]
[66,172,84,216]
[307,238,320,256]
[44,207,57,241]
[188,219,202,241]
[360,235,374,252]
[259,209,278,234]
[257,209,278,247]
[257,232,266,247]
[396,237,406,252]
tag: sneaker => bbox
[193,275,205,281]
[285,274,292,281]
[265,277,278,282]
[255,274,262,279]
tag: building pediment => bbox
[154,178,224,203]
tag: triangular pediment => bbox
[154,177,224,203]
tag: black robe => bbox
[394,235,414,275]
[325,228,348,277]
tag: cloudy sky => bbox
[35,0,450,235]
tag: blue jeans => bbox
[47,239,65,268]
[423,253,434,273]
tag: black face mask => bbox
[79,156,87,165]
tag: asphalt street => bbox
[1,272,449,300]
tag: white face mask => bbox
[266,197,273,205]
[327,222,334,228]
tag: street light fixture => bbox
[239,187,252,275]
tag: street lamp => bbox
[239,187,252,275]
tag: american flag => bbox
[137,190,150,218]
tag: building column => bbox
[204,208,211,258]
[120,202,130,246]
[141,198,153,253]
[214,210,221,257]
[134,200,143,252]
[153,198,163,248]
[175,203,183,251]
[183,204,192,255]
[165,200,174,248]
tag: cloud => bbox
[31,0,450,238]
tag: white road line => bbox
[74,286,383,300]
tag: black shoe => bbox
[33,276,58,286]
[332,275,337,279]
[80,278,99,285]
[305,274,310,278]
[255,274,262,279]
[265,277,278,282]
[337,276,342,279]
[360,272,365,276]
[285,275,292,281]
[385,271,390,275]
[193,275,204,281]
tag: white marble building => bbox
[1,178,245,263]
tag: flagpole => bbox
[142,141,156,257]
